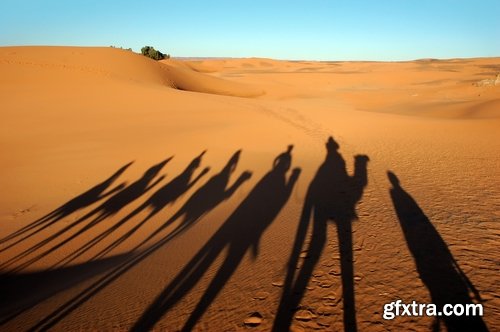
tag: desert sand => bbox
[0,46,498,331]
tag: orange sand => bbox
[0,46,499,331]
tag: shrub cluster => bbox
[141,46,170,60]
[110,46,133,51]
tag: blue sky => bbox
[1,0,499,60]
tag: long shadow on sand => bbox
[273,137,369,332]
[26,150,250,331]
[0,162,132,252]
[130,149,251,251]
[388,171,488,332]
[0,158,169,272]
[131,145,300,332]
[55,151,210,267]
[0,252,133,326]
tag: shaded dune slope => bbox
[159,59,264,97]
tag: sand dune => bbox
[160,59,264,97]
[0,46,172,86]
[0,47,499,331]
[0,46,263,97]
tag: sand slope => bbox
[0,46,263,97]
[159,58,264,97]
[0,47,499,331]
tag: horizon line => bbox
[1,44,499,63]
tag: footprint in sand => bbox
[313,270,325,277]
[244,312,263,327]
[294,309,317,321]
[253,291,269,300]
[322,293,339,306]
[319,281,334,288]
[329,269,341,276]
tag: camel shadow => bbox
[0,162,132,252]
[1,158,169,272]
[132,149,251,251]
[26,150,250,331]
[132,145,300,331]
[273,136,369,332]
[57,151,209,266]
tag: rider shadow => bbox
[23,150,251,332]
[274,137,369,332]
[2,158,169,272]
[388,171,488,332]
[131,145,300,332]
[58,151,209,265]
[133,149,251,250]
[0,162,132,252]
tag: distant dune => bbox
[0,46,498,331]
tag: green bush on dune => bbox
[141,46,170,60]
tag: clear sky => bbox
[1,0,499,60]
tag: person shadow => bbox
[1,158,170,272]
[131,145,300,332]
[273,136,369,332]
[56,151,210,266]
[388,171,488,332]
[0,161,132,253]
